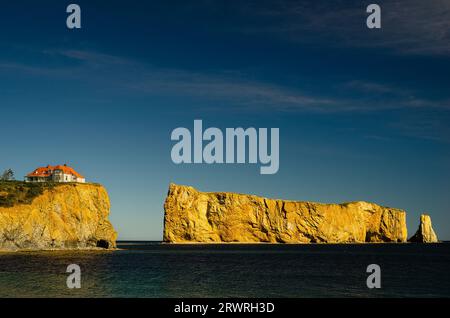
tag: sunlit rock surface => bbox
[164,184,408,243]
[0,183,117,251]
[409,214,439,243]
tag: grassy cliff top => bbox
[0,181,100,208]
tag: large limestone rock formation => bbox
[409,214,439,243]
[0,183,117,250]
[163,184,408,243]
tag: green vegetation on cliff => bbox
[0,181,102,208]
[0,181,60,207]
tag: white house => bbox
[25,164,86,183]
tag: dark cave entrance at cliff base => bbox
[96,240,109,249]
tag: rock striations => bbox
[0,183,117,251]
[409,214,439,243]
[164,184,408,243]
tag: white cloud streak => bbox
[1,48,449,114]
[235,0,450,56]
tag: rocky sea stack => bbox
[409,214,439,243]
[0,182,117,251]
[164,183,411,243]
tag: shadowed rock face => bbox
[0,183,117,250]
[164,184,408,243]
[409,214,439,243]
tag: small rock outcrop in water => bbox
[164,184,408,243]
[409,214,439,243]
[0,182,117,251]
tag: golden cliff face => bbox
[0,183,117,250]
[164,184,408,243]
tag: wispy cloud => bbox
[1,47,450,143]
[342,80,396,94]
[235,0,450,56]
[1,48,450,114]
[389,116,450,142]
[45,49,135,66]
[104,66,450,113]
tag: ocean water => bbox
[0,242,449,298]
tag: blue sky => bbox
[0,0,449,240]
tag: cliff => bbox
[163,184,408,243]
[0,182,117,251]
[409,214,439,243]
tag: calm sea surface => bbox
[0,242,449,298]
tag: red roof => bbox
[27,165,84,178]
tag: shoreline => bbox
[161,241,442,245]
[0,241,445,252]
[0,247,122,253]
